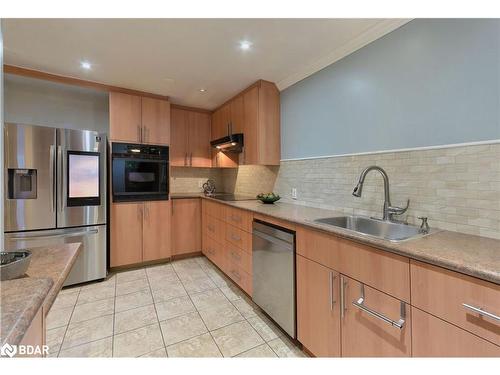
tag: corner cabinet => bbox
[171,107,212,167]
[110,92,170,145]
[211,80,280,166]
[110,200,171,267]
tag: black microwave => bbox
[111,142,169,202]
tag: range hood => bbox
[210,133,244,153]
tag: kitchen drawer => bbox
[203,234,224,270]
[338,239,410,302]
[412,307,500,357]
[225,241,252,274]
[202,214,225,242]
[297,226,341,269]
[225,206,252,232]
[202,199,225,219]
[226,260,252,296]
[341,275,411,357]
[225,224,251,253]
[411,260,500,346]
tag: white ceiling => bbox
[3,19,409,110]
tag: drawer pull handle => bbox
[231,215,242,223]
[329,271,336,310]
[352,284,406,329]
[208,224,215,232]
[231,251,241,261]
[231,270,241,281]
[231,234,241,241]
[462,303,500,322]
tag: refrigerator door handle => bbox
[49,145,56,212]
[57,145,64,211]
[9,229,99,241]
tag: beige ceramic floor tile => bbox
[166,333,222,358]
[182,276,217,294]
[61,315,113,350]
[59,285,81,295]
[155,295,196,321]
[46,306,73,329]
[150,280,187,302]
[51,291,79,310]
[219,284,246,301]
[115,289,153,313]
[247,314,283,342]
[232,297,261,318]
[190,288,230,311]
[211,320,264,357]
[116,268,147,284]
[236,344,278,358]
[77,284,115,305]
[114,304,158,334]
[70,298,115,324]
[46,326,66,356]
[113,323,164,357]
[115,277,150,296]
[140,348,168,357]
[147,267,179,283]
[205,268,233,287]
[59,337,112,357]
[80,276,115,291]
[160,311,208,346]
[198,303,245,331]
[268,336,306,358]
[175,267,208,281]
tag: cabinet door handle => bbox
[137,125,141,142]
[190,152,193,166]
[462,303,500,322]
[329,272,336,310]
[340,275,346,319]
[352,283,406,329]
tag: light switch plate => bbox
[291,188,297,200]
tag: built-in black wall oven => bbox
[111,143,169,202]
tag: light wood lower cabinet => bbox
[111,202,143,267]
[111,200,171,267]
[412,307,500,357]
[341,275,411,357]
[143,201,171,262]
[171,198,201,256]
[297,255,341,357]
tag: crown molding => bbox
[276,19,412,91]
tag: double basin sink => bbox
[313,216,435,243]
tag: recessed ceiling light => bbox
[199,88,206,93]
[239,40,252,51]
[80,61,92,70]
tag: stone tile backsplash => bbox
[170,167,223,193]
[221,165,279,197]
[274,143,500,239]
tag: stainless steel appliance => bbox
[252,220,296,338]
[4,123,107,286]
[111,142,169,202]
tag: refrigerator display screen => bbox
[67,151,101,206]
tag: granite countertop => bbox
[181,194,500,285]
[1,243,82,346]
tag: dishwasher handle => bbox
[253,229,294,250]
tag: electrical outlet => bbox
[291,188,297,200]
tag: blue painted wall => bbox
[280,19,500,160]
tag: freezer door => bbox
[4,225,107,286]
[57,128,106,228]
[4,123,57,232]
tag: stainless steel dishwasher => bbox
[252,220,296,338]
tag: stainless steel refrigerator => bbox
[4,123,107,286]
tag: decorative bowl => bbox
[0,251,32,281]
[256,193,281,204]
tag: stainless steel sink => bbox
[313,216,435,242]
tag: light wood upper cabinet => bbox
[141,97,170,145]
[110,202,143,267]
[170,108,189,166]
[172,198,201,256]
[230,95,244,134]
[341,275,411,357]
[109,92,142,143]
[297,254,341,357]
[211,103,231,141]
[110,92,170,145]
[143,200,171,262]
[171,107,212,167]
